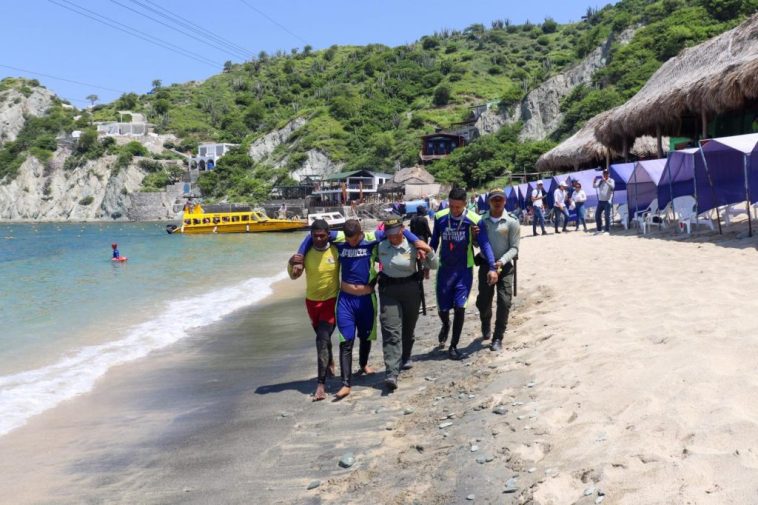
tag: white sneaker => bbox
[602,231,610,235]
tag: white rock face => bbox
[0,87,55,144]
[0,149,179,221]
[290,149,345,181]
[248,117,307,161]
[474,28,636,142]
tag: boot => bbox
[437,310,450,347]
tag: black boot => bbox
[489,339,502,352]
[437,310,450,347]
[448,307,467,359]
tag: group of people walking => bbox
[529,168,616,236]
[288,187,520,400]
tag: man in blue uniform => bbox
[294,219,429,399]
[430,188,497,360]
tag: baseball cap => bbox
[384,217,403,235]
[536,180,544,186]
[488,188,505,199]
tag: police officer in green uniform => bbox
[377,218,439,391]
[475,187,520,352]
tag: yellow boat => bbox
[166,203,306,234]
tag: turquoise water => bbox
[0,222,304,435]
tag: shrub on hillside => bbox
[432,85,451,106]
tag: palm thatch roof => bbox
[595,13,758,150]
[393,165,436,184]
[536,112,611,171]
[537,110,669,172]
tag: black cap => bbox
[384,217,403,234]
[488,188,505,198]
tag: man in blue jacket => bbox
[430,188,497,360]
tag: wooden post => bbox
[701,110,708,138]
[606,148,610,170]
[656,125,663,158]
[622,137,629,162]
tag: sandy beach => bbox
[3,223,758,505]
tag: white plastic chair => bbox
[673,196,714,234]
[631,199,659,234]
[616,204,629,230]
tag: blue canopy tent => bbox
[628,158,667,215]
[517,183,528,209]
[505,186,520,212]
[658,148,700,210]
[609,162,635,205]
[566,168,601,211]
[700,133,758,236]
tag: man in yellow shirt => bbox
[288,220,340,401]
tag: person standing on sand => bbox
[376,218,439,390]
[531,181,548,236]
[430,187,497,360]
[294,220,430,399]
[572,181,588,232]
[594,168,615,234]
[287,220,339,401]
[475,188,520,352]
[553,180,570,233]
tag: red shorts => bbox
[305,298,336,327]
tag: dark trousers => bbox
[596,201,612,232]
[554,207,569,231]
[339,338,371,387]
[475,264,514,342]
[379,281,421,378]
[315,322,334,384]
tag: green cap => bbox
[384,217,403,234]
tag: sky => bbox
[0,0,611,107]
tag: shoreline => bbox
[2,225,758,504]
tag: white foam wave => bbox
[0,271,288,436]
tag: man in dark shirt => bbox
[409,205,432,243]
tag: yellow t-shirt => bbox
[303,245,340,301]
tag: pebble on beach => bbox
[307,480,321,490]
[504,477,519,493]
[493,405,508,415]
[403,407,415,415]
[439,421,454,429]
[466,494,476,500]
[338,452,355,468]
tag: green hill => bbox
[3,0,755,200]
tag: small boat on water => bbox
[166,202,306,234]
[307,211,346,230]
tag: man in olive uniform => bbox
[475,188,520,352]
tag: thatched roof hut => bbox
[537,113,611,171]
[393,165,436,184]
[595,13,758,150]
[536,111,668,171]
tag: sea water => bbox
[0,222,303,436]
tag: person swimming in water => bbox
[112,243,121,259]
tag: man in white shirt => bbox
[593,169,616,233]
[531,181,547,236]
[553,180,570,233]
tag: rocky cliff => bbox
[473,28,636,141]
[0,85,55,144]
[0,148,179,221]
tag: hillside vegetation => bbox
[3,0,755,200]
